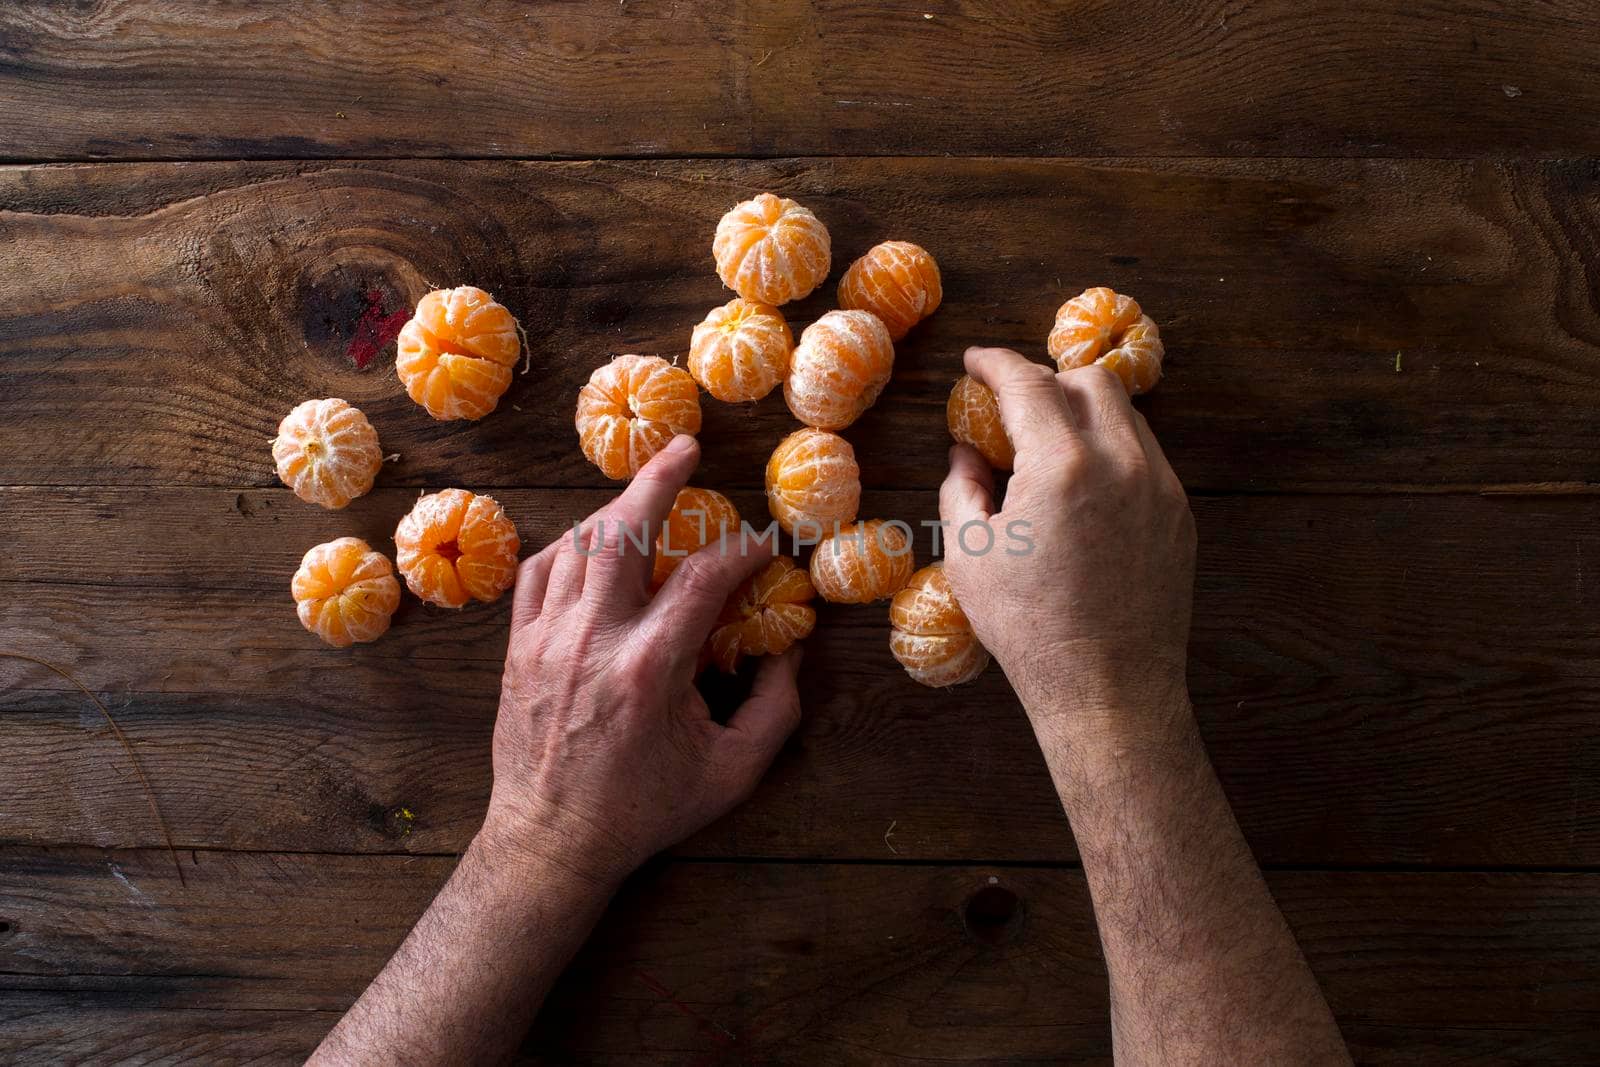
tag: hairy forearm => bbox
[1031,690,1349,1065]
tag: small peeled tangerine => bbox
[784,309,895,430]
[713,192,831,306]
[396,286,522,420]
[575,354,702,480]
[810,520,915,604]
[688,298,792,403]
[1047,286,1163,395]
[394,488,521,609]
[272,397,383,509]
[837,241,942,341]
[652,487,741,588]
[946,374,1015,470]
[889,562,990,687]
[707,556,817,673]
[292,537,402,648]
[766,427,861,537]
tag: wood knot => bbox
[963,883,1024,945]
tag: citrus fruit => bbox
[765,427,861,536]
[809,520,915,604]
[836,241,942,341]
[707,556,817,673]
[395,286,522,420]
[575,354,703,481]
[652,487,742,588]
[946,374,1015,469]
[1046,286,1164,395]
[688,298,793,402]
[271,398,383,509]
[291,537,401,647]
[783,309,895,430]
[889,562,990,687]
[712,193,831,306]
[394,489,521,609]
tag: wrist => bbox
[473,804,633,899]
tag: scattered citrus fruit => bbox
[837,241,942,341]
[394,488,521,609]
[291,537,401,648]
[395,286,522,420]
[688,298,793,402]
[713,193,831,305]
[783,309,895,430]
[889,562,990,687]
[271,398,383,509]
[946,374,1015,469]
[707,556,817,673]
[652,487,742,588]
[1047,286,1164,394]
[765,427,861,536]
[575,354,703,480]
[809,520,915,604]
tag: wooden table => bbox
[3,3,1600,1062]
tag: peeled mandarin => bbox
[946,374,1015,470]
[271,398,383,509]
[809,520,915,604]
[1047,286,1164,395]
[575,354,702,481]
[652,487,742,588]
[688,298,793,402]
[783,309,895,430]
[713,192,831,305]
[707,556,817,673]
[394,489,521,609]
[889,562,990,687]
[837,241,942,341]
[396,286,522,420]
[291,537,401,648]
[765,427,861,537]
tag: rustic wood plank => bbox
[4,487,1598,865]
[1,849,1597,1062]
[3,2,1599,161]
[3,158,1599,493]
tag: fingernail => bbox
[666,435,696,456]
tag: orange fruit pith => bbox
[810,520,915,604]
[688,299,793,403]
[272,397,383,509]
[713,192,831,306]
[765,428,861,537]
[1047,286,1164,395]
[946,375,1015,470]
[396,286,522,420]
[575,354,702,481]
[394,488,521,609]
[292,537,401,648]
[708,556,817,673]
[783,309,895,430]
[889,562,990,687]
[837,241,942,341]
[652,487,742,588]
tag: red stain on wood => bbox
[346,289,409,370]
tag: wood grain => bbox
[3,158,1600,493]
[4,487,1598,865]
[2,849,1597,1063]
[3,2,1599,161]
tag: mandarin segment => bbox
[394,488,521,609]
[1047,286,1164,395]
[652,487,742,588]
[946,374,1015,470]
[395,286,522,420]
[783,309,895,430]
[271,398,383,509]
[809,520,915,604]
[837,241,942,341]
[889,562,990,687]
[575,354,703,481]
[765,427,861,537]
[712,192,831,305]
[688,298,793,402]
[291,537,401,648]
[707,556,817,673]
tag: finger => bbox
[963,346,1080,459]
[582,435,700,614]
[1057,364,1143,456]
[1131,409,1187,498]
[640,523,778,648]
[940,443,995,529]
[715,646,804,791]
[541,518,597,617]
[510,539,560,632]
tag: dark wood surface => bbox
[3,2,1600,1063]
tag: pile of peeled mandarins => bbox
[273,192,1164,689]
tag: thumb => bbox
[713,646,804,795]
[940,443,995,527]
